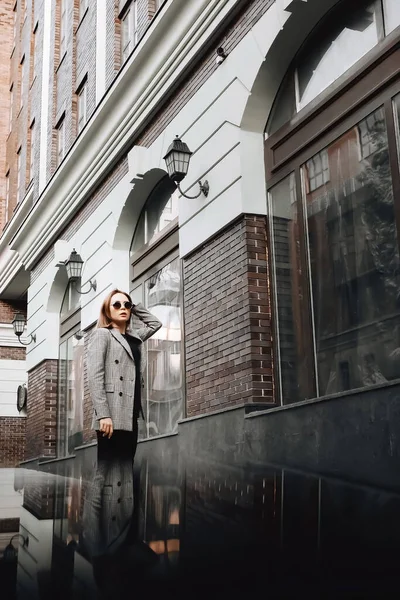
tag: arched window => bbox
[57,282,83,457]
[266,0,400,136]
[130,175,183,439]
[265,0,400,406]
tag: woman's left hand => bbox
[99,417,113,438]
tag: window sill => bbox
[17,105,23,119]
[10,45,15,59]
[39,454,75,465]
[245,377,400,419]
[138,431,178,444]
[75,6,89,34]
[56,51,67,73]
[29,75,37,90]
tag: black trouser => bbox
[96,420,139,461]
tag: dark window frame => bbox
[265,31,400,405]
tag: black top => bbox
[121,333,143,420]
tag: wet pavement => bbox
[1,451,400,599]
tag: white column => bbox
[96,0,107,104]
[38,0,52,194]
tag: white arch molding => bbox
[238,0,342,215]
[111,145,170,291]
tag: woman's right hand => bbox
[99,418,113,438]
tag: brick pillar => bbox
[0,417,26,467]
[183,215,275,417]
[25,360,58,461]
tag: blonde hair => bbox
[96,288,133,329]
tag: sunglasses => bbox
[111,301,133,310]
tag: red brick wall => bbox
[0,416,26,467]
[25,360,58,460]
[22,474,55,519]
[184,215,274,417]
[0,346,25,360]
[0,299,26,323]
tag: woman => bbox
[88,289,162,459]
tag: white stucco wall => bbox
[0,324,27,417]
[0,359,27,417]
[0,469,23,519]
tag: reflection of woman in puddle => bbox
[82,458,158,597]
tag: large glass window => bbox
[121,0,138,63]
[58,335,84,456]
[131,256,183,439]
[296,3,378,112]
[130,176,182,439]
[130,176,178,256]
[269,175,313,404]
[57,284,83,457]
[269,106,400,404]
[267,0,399,137]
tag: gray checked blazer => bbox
[87,303,162,431]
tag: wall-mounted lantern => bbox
[12,313,36,346]
[64,249,97,294]
[163,136,209,199]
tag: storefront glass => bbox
[302,107,400,396]
[270,107,400,404]
[131,256,183,438]
[269,174,314,403]
[130,176,183,439]
[57,334,84,456]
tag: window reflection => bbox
[266,1,386,136]
[297,4,377,111]
[134,257,183,438]
[131,177,178,255]
[303,107,400,395]
[270,106,400,403]
[58,334,84,456]
[269,174,312,404]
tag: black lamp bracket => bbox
[177,180,209,199]
[16,333,36,346]
[10,534,29,548]
[73,279,97,295]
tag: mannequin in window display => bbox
[87,288,162,459]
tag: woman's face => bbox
[109,293,132,328]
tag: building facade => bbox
[0,0,399,485]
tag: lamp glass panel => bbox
[165,153,175,177]
[13,314,25,335]
[67,261,82,280]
